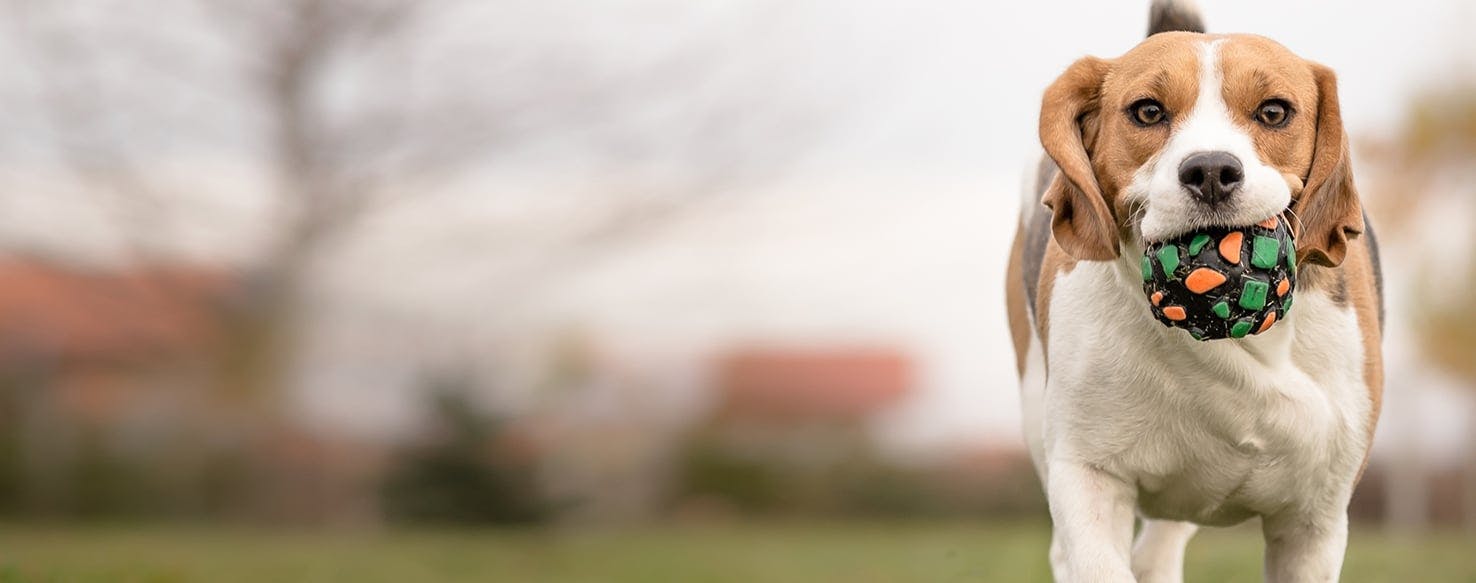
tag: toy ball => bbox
[1140,215,1296,341]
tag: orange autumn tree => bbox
[1365,82,1476,530]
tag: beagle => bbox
[1005,1,1383,581]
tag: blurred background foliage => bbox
[380,376,550,526]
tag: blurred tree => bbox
[1365,83,1476,532]
[0,0,821,520]
[1,0,817,409]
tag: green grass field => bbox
[0,521,1470,582]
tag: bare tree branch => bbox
[3,0,831,407]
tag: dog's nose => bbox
[1178,151,1243,206]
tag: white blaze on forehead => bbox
[1133,39,1292,243]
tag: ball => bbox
[1140,215,1296,341]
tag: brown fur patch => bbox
[1006,225,1031,375]
[1218,37,1320,181]
[1091,33,1206,223]
[1344,232,1384,479]
[1040,57,1120,260]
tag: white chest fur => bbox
[1030,259,1371,525]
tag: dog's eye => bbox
[1129,99,1167,127]
[1255,100,1292,128]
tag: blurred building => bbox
[0,257,230,423]
[0,257,237,517]
[710,347,912,458]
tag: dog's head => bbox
[1039,32,1362,268]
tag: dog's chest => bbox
[1046,262,1372,523]
[1126,370,1349,524]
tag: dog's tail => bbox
[1148,0,1205,36]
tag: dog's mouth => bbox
[1137,208,1291,245]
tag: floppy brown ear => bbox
[1292,63,1364,268]
[1039,57,1119,261]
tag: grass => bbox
[0,521,1469,582]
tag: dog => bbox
[1005,1,1383,581]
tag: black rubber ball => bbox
[1140,215,1296,341]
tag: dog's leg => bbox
[1131,519,1198,583]
[1261,510,1348,583]
[1046,461,1137,582]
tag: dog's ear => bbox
[1040,57,1119,261]
[1292,63,1363,268]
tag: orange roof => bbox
[713,347,913,422]
[0,258,232,365]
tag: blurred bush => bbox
[674,431,784,515]
[380,373,550,526]
[671,423,1045,520]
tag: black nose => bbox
[1178,151,1244,206]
